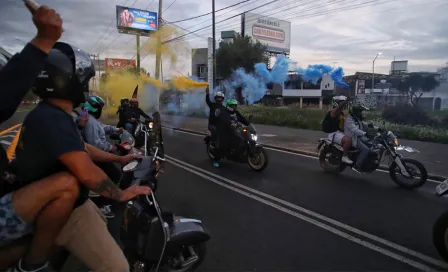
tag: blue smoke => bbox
[294,64,349,88]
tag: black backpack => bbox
[322,111,339,133]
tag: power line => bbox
[162,0,280,44]
[162,0,178,14]
[165,0,252,24]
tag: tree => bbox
[216,34,268,79]
[398,73,440,107]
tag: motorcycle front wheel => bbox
[130,243,207,272]
[248,146,268,172]
[389,158,427,189]
[433,211,448,262]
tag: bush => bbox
[382,104,435,126]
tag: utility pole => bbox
[155,0,163,81]
[212,0,216,88]
[89,53,99,91]
[136,35,141,70]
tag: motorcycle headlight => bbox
[250,133,258,141]
[148,122,153,129]
[393,137,398,146]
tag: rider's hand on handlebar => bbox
[119,127,124,133]
[110,146,118,153]
[120,154,142,164]
[119,185,152,202]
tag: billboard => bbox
[105,58,136,72]
[116,6,158,36]
[243,13,291,54]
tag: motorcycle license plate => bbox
[436,180,448,196]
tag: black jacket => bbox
[0,43,48,124]
[216,107,249,144]
[124,106,151,121]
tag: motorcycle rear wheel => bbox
[433,210,448,262]
[318,147,346,174]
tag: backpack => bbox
[322,111,340,133]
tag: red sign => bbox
[105,58,136,72]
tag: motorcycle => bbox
[204,119,269,172]
[48,113,210,271]
[317,129,428,189]
[432,180,448,263]
[133,118,157,157]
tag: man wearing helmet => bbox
[12,42,151,272]
[124,97,151,133]
[322,96,353,165]
[205,86,224,144]
[82,95,125,218]
[213,99,250,167]
[116,97,129,128]
[344,102,377,173]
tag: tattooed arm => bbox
[59,151,150,201]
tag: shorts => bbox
[328,131,345,145]
[0,193,33,247]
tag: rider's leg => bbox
[341,136,353,164]
[55,200,129,272]
[354,141,370,172]
[208,124,217,143]
[124,123,133,134]
[2,172,79,271]
[0,236,30,270]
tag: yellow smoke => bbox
[98,24,208,117]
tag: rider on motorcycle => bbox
[344,102,377,173]
[322,95,352,165]
[13,42,150,271]
[124,98,151,134]
[82,95,125,218]
[116,97,129,128]
[214,99,249,168]
[205,86,225,144]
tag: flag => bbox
[132,85,138,98]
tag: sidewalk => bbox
[162,114,448,179]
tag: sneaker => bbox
[213,161,220,168]
[13,260,55,272]
[341,156,353,165]
[99,205,115,218]
[88,191,100,197]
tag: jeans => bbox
[355,140,370,169]
[124,122,133,134]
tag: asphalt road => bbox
[3,110,448,271]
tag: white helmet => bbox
[332,95,347,108]
[214,91,224,99]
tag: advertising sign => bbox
[116,6,158,36]
[105,58,136,72]
[243,13,291,54]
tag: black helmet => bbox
[120,97,129,105]
[349,102,369,120]
[33,42,95,107]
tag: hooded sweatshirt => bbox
[82,114,120,152]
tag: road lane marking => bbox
[166,154,448,271]
[0,124,21,137]
[163,128,443,184]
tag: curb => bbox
[162,125,447,182]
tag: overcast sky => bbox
[0,0,446,78]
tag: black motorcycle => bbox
[317,129,427,189]
[204,121,268,172]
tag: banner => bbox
[116,6,158,32]
[105,58,136,72]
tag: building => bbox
[191,48,208,82]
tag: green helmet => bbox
[83,95,105,119]
[225,99,238,112]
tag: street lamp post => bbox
[372,52,382,92]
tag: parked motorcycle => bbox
[317,130,428,189]
[432,180,448,262]
[204,120,268,172]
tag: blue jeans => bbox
[355,140,370,169]
[124,123,133,134]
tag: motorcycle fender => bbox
[167,216,211,250]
